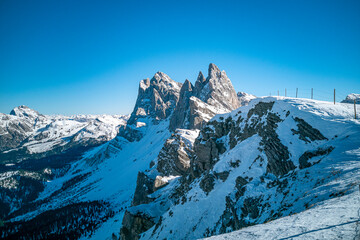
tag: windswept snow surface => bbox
[204,190,360,240]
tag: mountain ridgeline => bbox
[0,64,359,240]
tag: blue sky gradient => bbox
[0,0,359,115]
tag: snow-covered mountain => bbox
[237,91,256,106]
[1,64,358,240]
[120,97,360,240]
[341,93,360,104]
[0,105,127,164]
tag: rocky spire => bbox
[202,63,240,111]
[128,72,182,125]
[170,63,240,131]
[169,80,194,131]
[208,63,221,79]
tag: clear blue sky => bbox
[1,0,359,115]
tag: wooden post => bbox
[334,89,336,105]
[296,88,298,98]
[355,100,357,119]
[311,88,313,99]
[285,88,287,97]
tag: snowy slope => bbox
[205,190,360,240]
[0,117,171,239]
[0,106,128,236]
[134,97,360,240]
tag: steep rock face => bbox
[120,211,154,240]
[168,80,194,130]
[169,64,240,131]
[191,101,296,178]
[198,63,240,111]
[132,172,156,206]
[157,129,199,176]
[128,72,182,125]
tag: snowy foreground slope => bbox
[205,191,360,240]
[131,97,360,240]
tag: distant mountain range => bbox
[0,64,359,240]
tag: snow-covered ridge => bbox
[128,97,360,240]
[341,93,360,104]
[237,91,256,106]
[0,105,128,160]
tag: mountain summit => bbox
[9,105,42,118]
[128,72,182,125]
[170,63,240,130]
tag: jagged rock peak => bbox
[182,79,193,92]
[170,63,240,131]
[139,78,151,91]
[10,105,41,118]
[197,71,206,83]
[201,63,240,111]
[128,72,182,125]
[151,71,182,92]
[208,63,221,76]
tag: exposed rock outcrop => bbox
[299,146,334,169]
[157,130,196,176]
[120,211,155,240]
[191,101,296,178]
[132,172,156,206]
[291,117,328,143]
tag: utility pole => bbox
[334,89,336,105]
[285,88,287,97]
[355,100,357,119]
[311,88,313,99]
[296,88,298,98]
